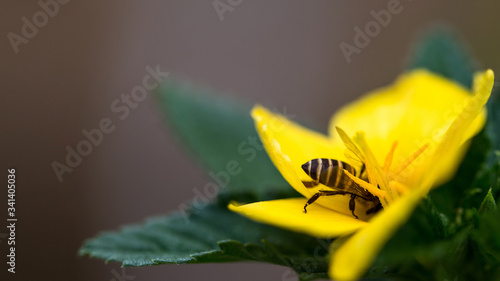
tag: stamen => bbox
[336,127,392,207]
[383,141,398,173]
[390,143,430,179]
[389,181,410,195]
[343,170,386,199]
[353,132,396,204]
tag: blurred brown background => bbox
[2,1,500,280]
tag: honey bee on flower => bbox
[230,69,494,280]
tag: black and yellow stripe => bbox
[301,158,356,189]
[301,158,383,217]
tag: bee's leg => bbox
[349,194,359,219]
[366,196,383,215]
[302,181,319,188]
[365,205,377,215]
[304,190,347,213]
[366,203,383,215]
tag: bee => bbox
[301,158,382,219]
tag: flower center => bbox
[386,142,429,195]
[336,127,429,209]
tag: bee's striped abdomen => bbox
[301,158,356,189]
[301,158,382,216]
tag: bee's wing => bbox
[344,150,365,177]
[337,127,366,175]
[337,171,371,199]
[322,167,370,199]
[344,149,363,164]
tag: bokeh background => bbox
[2,1,500,280]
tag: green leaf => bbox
[407,27,477,88]
[372,198,448,267]
[367,210,496,281]
[465,208,500,280]
[80,202,329,279]
[479,189,497,215]
[474,208,500,262]
[155,78,299,201]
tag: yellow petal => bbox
[329,70,494,281]
[329,70,486,185]
[353,131,395,203]
[252,105,356,212]
[420,69,493,191]
[330,186,426,281]
[229,198,368,238]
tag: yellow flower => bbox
[229,69,494,280]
